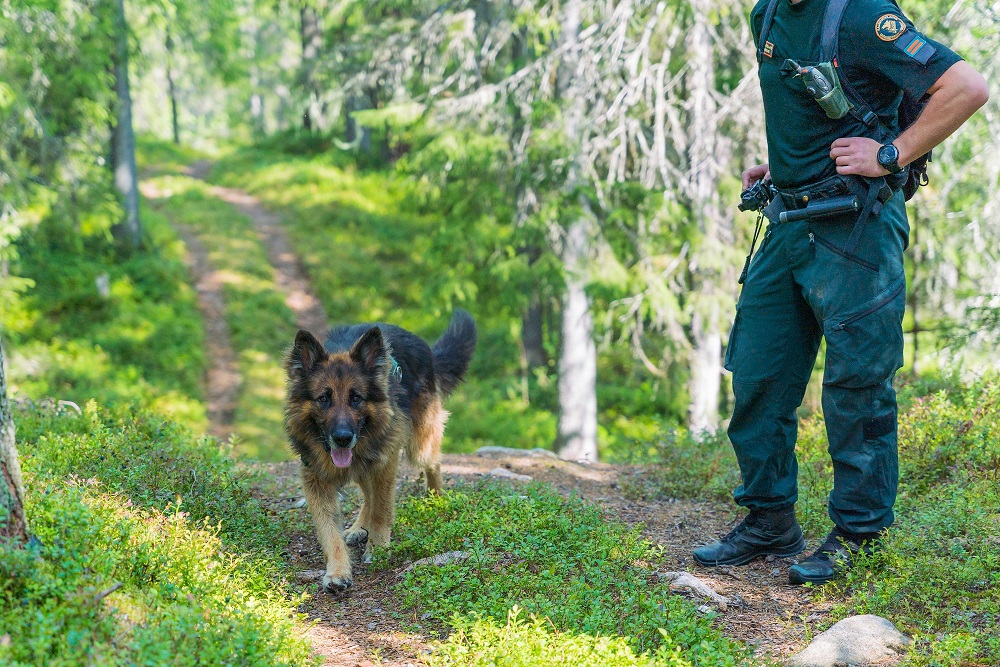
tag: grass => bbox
[638,376,1000,666]
[142,174,299,460]
[2,403,316,666]
[207,139,673,460]
[382,481,751,666]
[2,204,208,430]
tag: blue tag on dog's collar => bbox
[388,355,402,383]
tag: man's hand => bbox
[831,62,988,179]
[830,137,887,177]
[742,163,770,189]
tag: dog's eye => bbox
[349,392,363,408]
[316,394,330,408]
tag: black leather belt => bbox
[776,174,851,211]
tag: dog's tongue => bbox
[331,448,353,468]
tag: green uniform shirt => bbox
[750,0,963,189]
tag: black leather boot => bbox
[693,506,805,567]
[788,526,881,585]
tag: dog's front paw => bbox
[345,527,369,548]
[322,572,353,594]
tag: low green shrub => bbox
[3,404,316,666]
[641,376,1000,666]
[3,205,207,429]
[428,608,730,667]
[385,481,750,665]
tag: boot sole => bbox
[693,534,806,567]
[788,567,835,585]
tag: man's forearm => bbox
[895,61,990,167]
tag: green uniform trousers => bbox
[725,190,908,534]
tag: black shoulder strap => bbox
[819,0,852,62]
[756,0,781,64]
[820,0,884,132]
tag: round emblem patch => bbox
[875,14,906,41]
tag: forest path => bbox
[138,179,241,442]
[268,454,832,666]
[147,163,828,665]
[186,160,329,335]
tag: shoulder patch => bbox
[763,41,774,58]
[875,14,906,42]
[894,33,936,65]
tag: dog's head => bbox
[285,327,392,468]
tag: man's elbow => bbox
[959,66,990,111]
[959,63,989,110]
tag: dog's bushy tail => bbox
[432,309,477,396]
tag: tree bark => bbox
[554,0,598,463]
[166,28,180,145]
[300,4,323,131]
[521,293,547,369]
[0,339,28,545]
[689,312,722,436]
[110,0,141,250]
[684,0,726,436]
[556,221,599,461]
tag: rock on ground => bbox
[404,551,471,572]
[787,615,911,667]
[658,571,731,611]
[475,445,559,459]
[487,467,533,482]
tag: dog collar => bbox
[388,355,402,383]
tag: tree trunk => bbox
[556,221,599,462]
[0,339,28,545]
[300,4,323,131]
[683,0,726,436]
[521,293,547,369]
[689,312,722,436]
[554,0,598,463]
[166,29,180,145]
[110,0,141,250]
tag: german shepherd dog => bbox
[284,310,476,593]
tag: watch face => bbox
[878,144,899,167]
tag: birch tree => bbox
[0,339,28,546]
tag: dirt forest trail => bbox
[141,165,837,666]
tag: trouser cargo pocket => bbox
[824,273,906,389]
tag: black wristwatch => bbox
[877,143,903,175]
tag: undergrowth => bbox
[2,404,316,666]
[2,204,207,429]
[384,481,751,666]
[637,376,1000,666]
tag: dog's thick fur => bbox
[284,310,476,592]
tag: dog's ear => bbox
[288,330,327,376]
[350,326,389,378]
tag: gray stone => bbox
[487,467,533,482]
[787,615,911,667]
[294,569,326,583]
[658,571,731,611]
[475,445,559,459]
[404,550,471,572]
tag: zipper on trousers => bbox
[835,279,905,331]
[808,231,815,259]
[812,232,879,273]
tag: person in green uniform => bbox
[692,0,989,585]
